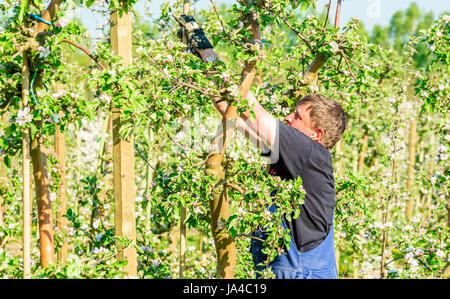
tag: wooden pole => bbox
[0,115,7,227]
[145,128,154,232]
[424,134,435,209]
[406,119,417,219]
[199,229,203,253]
[22,51,32,278]
[179,204,186,278]
[110,9,137,277]
[334,139,344,277]
[358,134,369,172]
[54,84,68,264]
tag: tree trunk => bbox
[205,1,261,278]
[27,0,63,270]
[31,134,55,267]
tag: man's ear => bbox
[312,128,324,141]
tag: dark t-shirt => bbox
[262,120,336,252]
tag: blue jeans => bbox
[251,219,338,279]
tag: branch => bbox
[280,17,313,51]
[209,0,245,48]
[339,49,357,82]
[235,233,265,242]
[61,39,106,70]
[323,0,332,29]
[334,0,342,29]
[225,182,245,195]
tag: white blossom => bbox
[329,41,340,54]
[37,46,50,58]
[16,107,33,126]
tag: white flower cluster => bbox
[220,71,231,82]
[16,107,32,126]
[329,41,340,54]
[227,84,240,99]
[91,247,108,255]
[443,15,450,23]
[368,221,393,230]
[56,17,69,28]
[37,46,50,58]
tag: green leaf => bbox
[3,156,11,168]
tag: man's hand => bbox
[173,14,214,54]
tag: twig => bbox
[339,49,357,82]
[61,39,106,70]
[323,0,332,29]
[334,0,342,29]
[209,0,245,48]
[280,17,313,51]
[225,182,245,195]
[235,233,266,243]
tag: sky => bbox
[74,0,450,38]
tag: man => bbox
[175,15,346,279]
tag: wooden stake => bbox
[334,139,344,277]
[110,9,137,277]
[22,51,32,278]
[199,229,203,253]
[336,139,344,177]
[0,115,7,227]
[358,134,369,172]
[424,134,435,209]
[179,204,186,278]
[406,119,417,219]
[145,128,154,232]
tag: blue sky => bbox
[75,0,450,37]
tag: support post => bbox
[22,51,32,278]
[406,119,417,219]
[358,134,369,172]
[110,9,137,277]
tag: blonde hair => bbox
[297,94,346,149]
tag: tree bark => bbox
[205,0,261,278]
[31,134,55,267]
[27,0,63,269]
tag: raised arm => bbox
[175,15,277,148]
